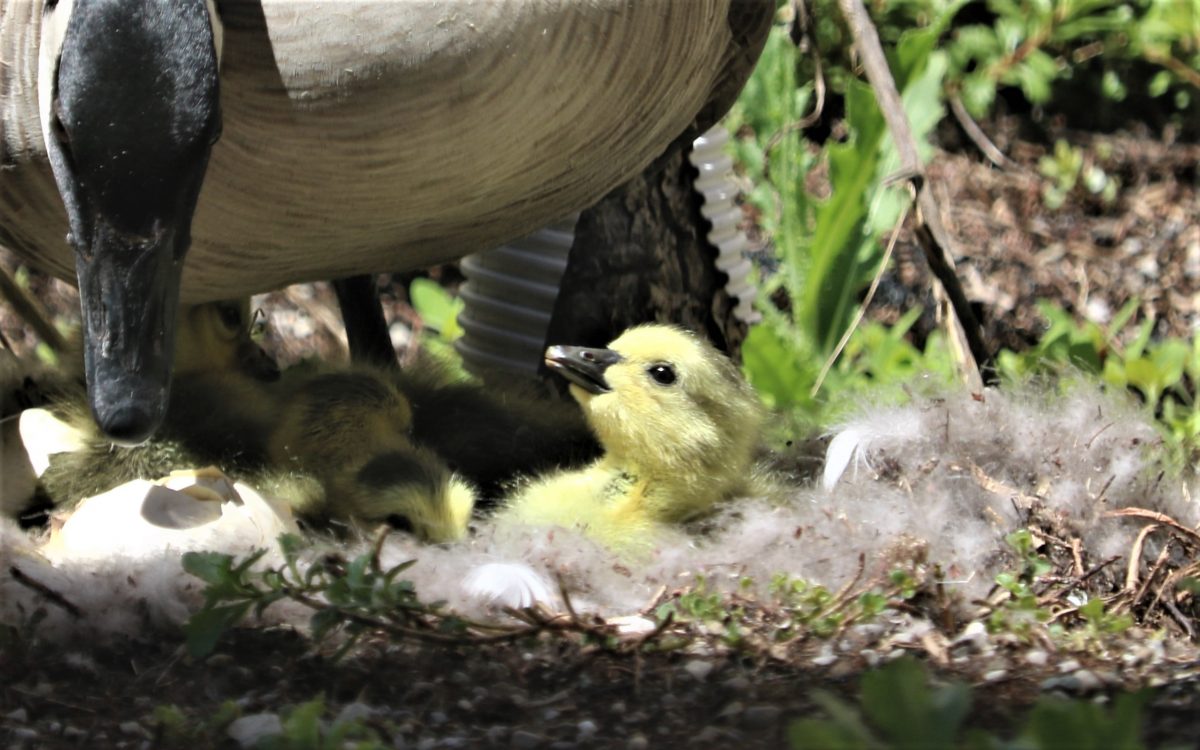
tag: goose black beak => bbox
[75,224,185,445]
[544,345,623,395]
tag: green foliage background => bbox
[730,0,1200,455]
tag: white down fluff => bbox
[1,380,1192,641]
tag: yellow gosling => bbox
[502,324,764,552]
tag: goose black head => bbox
[39,0,222,444]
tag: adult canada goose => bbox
[0,0,772,443]
[501,324,765,552]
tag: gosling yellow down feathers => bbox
[30,300,475,543]
[501,324,765,551]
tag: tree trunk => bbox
[545,143,749,361]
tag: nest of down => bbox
[2,379,1198,651]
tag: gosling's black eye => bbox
[647,364,676,386]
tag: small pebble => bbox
[684,660,714,681]
[984,669,1007,683]
[722,676,750,693]
[10,728,37,740]
[576,720,598,740]
[486,725,508,744]
[5,708,28,722]
[119,721,147,737]
[690,726,725,745]
[743,705,781,729]
[628,733,649,750]
[1057,659,1082,673]
[1025,650,1049,667]
[226,714,283,749]
[1072,669,1103,691]
[952,622,989,650]
[336,702,375,725]
[510,729,542,749]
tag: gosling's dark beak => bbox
[544,345,623,395]
[42,0,222,444]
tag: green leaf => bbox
[181,551,236,586]
[409,278,464,340]
[184,602,251,658]
[310,608,343,642]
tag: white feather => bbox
[462,562,556,610]
[18,407,85,478]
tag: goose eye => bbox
[647,364,676,386]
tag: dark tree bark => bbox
[544,143,749,362]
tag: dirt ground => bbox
[2,123,1200,748]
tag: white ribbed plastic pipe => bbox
[688,126,760,326]
[455,125,758,376]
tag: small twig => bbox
[1070,538,1084,579]
[627,611,674,653]
[1132,541,1174,609]
[1124,524,1159,592]
[367,527,392,576]
[555,570,581,624]
[762,0,827,178]
[836,0,991,388]
[1162,598,1195,639]
[1079,555,1120,582]
[1084,423,1113,450]
[1143,50,1200,90]
[639,585,668,616]
[0,261,68,353]
[9,564,82,617]
[947,92,1018,170]
[1107,508,1200,545]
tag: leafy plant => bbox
[997,300,1200,462]
[1037,139,1118,209]
[989,530,1052,636]
[151,702,242,747]
[408,278,464,341]
[408,277,470,375]
[788,657,1154,750]
[731,18,954,417]
[182,534,456,659]
[261,696,386,750]
[789,657,974,749]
